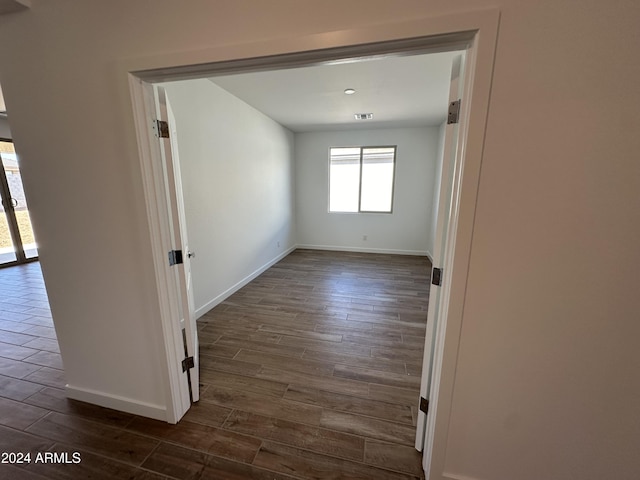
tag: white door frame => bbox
[124,8,499,474]
[415,53,465,454]
[128,77,192,423]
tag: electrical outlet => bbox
[363,235,367,241]
[277,241,280,247]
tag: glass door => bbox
[0,140,38,266]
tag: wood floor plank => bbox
[203,455,300,480]
[20,316,55,328]
[182,399,233,427]
[198,343,240,358]
[253,441,420,480]
[0,314,35,326]
[202,385,323,425]
[342,332,419,349]
[333,364,421,389]
[23,308,52,319]
[215,335,306,358]
[21,326,56,340]
[236,312,318,330]
[0,341,39,361]
[0,465,49,480]
[20,446,169,480]
[127,416,261,463]
[279,336,372,357]
[0,356,42,379]
[226,409,366,462]
[313,317,375,331]
[140,441,210,480]
[368,384,419,407]
[324,304,377,316]
[371,345,426,363]
[303,349,407,375]
[26,412,159,466]
[258,325,343,343]
[199,324,261,338]
[0,330,36,346]
[0,396,48,429]
[22,367,66,389]
[23,350,64,370]
[20,337,61,354]
[345,311,401,323]
[23,387,135,428]
[0,374,43,401]
[405,363,422,377]
[283,385,414,425]
[365,439,424,476]
[195,331,221,344]
[0,303,32,322]
[209,331,283,344]
[199,354,262,377]
[0,424,55,452]
[402,334,427,347]
[197,369,288,398]
[235,349,335,377]
[257,366,370,397]
[373,323,426,338]
[320,410,417,446]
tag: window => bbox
[329,146,396,213]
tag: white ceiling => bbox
[210,50,461,133]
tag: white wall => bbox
[163,79,295,317]
[296,127,440,256]
[0,117,10,138]
[0,1,638,478]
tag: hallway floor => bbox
[0,250,430,479]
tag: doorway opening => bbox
[158,48,462,473]
[127,12,498,477]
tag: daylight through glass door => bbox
[0,140,38,266]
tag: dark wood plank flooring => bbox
[0,250,430,479]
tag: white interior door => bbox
[415,54,465,453]
[155,86,200,403]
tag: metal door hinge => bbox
[420,396,429,414]
[168,249,183,266]
[182,356,195,372]
[432,267,443,286]
[153,119,170,138]
[447,99,461,124]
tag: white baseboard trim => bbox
[66,384,167,421]
[194,245,297,318]
[297,244,429,257]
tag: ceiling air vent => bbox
[354,113,373,120]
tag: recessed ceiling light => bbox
[344,88,356,95]
[354,113,373,120]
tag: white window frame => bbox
[328,145,397,214]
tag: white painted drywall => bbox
[296,127,440,256]
[428,122,446,259]
[0,2,638,478]
[0,117,10,138]
[162,79,295,317]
